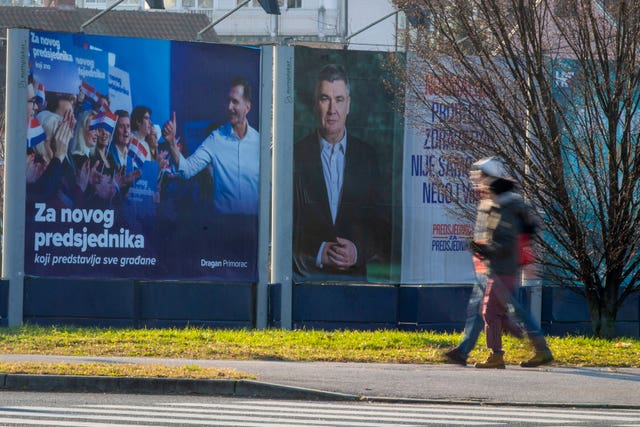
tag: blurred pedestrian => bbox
[452,157,553,369]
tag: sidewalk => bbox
[1,354,639,408]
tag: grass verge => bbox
[0,326,638,378]
[0,362,253,379]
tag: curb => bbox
[2,374,640,410]
[0,374,360,401]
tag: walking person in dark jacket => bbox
[462,157,553,368]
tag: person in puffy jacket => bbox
[467,157,553,369]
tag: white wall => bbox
[346,0,401,51]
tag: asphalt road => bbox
[1,392,639,426]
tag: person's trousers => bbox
[482,274,518,353]
[459,273,542,358]
[457,277,487,358]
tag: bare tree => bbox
[393,0,640,337]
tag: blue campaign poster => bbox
[24,31,262,281]
[30,32,110,96]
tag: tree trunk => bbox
[588,300,617,339]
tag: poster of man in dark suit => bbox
[293,62,391,282]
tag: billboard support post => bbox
[3,29,29,327]
[80,0,126,31]
[271,46,294,329]
[256,46,274,329]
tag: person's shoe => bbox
[520,349,554,367]
[474,352,505,369]
[444,347,467,366]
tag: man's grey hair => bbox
[314,64,350,101]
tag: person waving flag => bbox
[80,81,103,111]
[128,137,148,170]
[27,117,46,148]
[34,83,46,110]
[90,108,117,134]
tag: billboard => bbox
[291,48,477,284]
[401,63,485,284]
[292,48,401,283]
[22,30,262,281]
